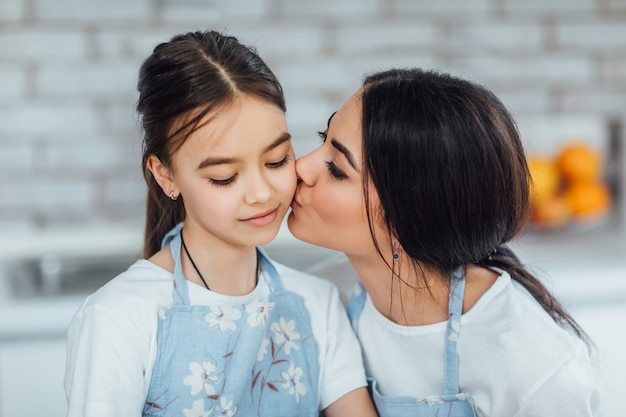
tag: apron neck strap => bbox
[348,265,467,395]
[443,265,465,395]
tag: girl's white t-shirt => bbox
[64,258,367,417]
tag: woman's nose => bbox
[294,149,318,187]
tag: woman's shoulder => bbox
[466,270,592,362]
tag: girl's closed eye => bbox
[266,153,291,169]
[317,130,328,142]
[209,174,237,187]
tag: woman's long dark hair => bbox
[360,68,585,338]
[136,30,286,258]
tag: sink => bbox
[0,237,335,300]
[1,254,138,299]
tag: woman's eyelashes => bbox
[209,154,291,187]
[325,160,348,180]
[317,130,347,180]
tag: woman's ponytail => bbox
[477,245,587,339]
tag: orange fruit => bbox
[556,143,603,182]
[527,155,560,206]
[531,194,571,231]
[566,181,611,220]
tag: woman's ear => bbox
[146,155,179,200]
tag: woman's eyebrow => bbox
[331,138,358,172]
[326,111,337,129]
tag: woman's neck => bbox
[346,254,448,325]
[346,255,498,326]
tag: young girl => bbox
[64,30,375,417]
[288,68,601,416]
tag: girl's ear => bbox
[146,155,179,200]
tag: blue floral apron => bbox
[348,266,478,417]
[143,226,320,417]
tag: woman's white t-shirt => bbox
[356,272,600,416]
[310,254,601,417]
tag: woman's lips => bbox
[241,207,279,227]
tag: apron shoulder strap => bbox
[165,225,190,305]
[347,281,367,335]
[256,247,283,292]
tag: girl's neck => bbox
[180,228,259,296]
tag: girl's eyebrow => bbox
[331,138,358,172]
[196,132,292,169]
[263,132,291,153]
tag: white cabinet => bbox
[571,303,626,417]
[0,338,67,417]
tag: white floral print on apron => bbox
[143,225,320,417]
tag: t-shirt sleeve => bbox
[64,298,153,417]
[511,354,601,417]
[316,281,368,410]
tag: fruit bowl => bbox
[527,142,612,232]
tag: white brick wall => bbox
[0,0,625,231]
[0,0,23,21]
[35,0,152,21]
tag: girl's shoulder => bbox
[78,259,173,314]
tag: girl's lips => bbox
[241,207,279,227]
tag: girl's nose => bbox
[244,171,272,204]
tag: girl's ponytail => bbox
[142,173,185,258]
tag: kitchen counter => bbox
[0,222,624,416]
[0,223,331,340]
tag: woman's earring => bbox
[169,191,178,201]
[392,241,400,260]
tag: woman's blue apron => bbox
[347,266,478,417]
[143,225,320,416]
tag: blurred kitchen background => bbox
[1,0,625,416]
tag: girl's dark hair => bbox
[360,68,585,338]
[136,30,286,258]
